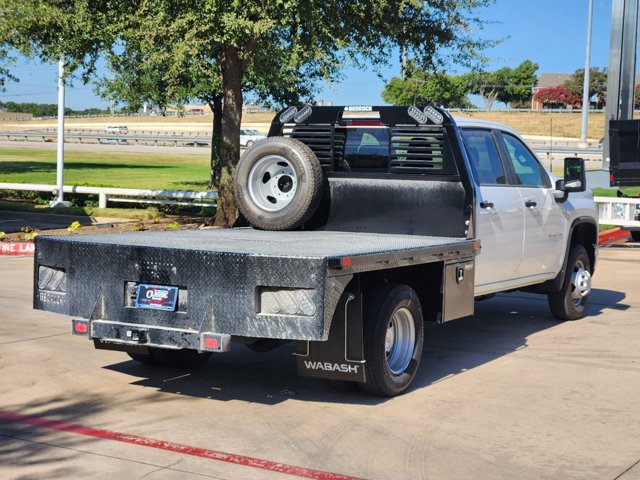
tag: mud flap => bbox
[295,292,366,382]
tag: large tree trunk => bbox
[207,94,223,190]
[483,91,499,111]
[214,46,244,228]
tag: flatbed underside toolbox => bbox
[34,228,474,342]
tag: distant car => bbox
[240,128,266,148]
[105,126,128,134]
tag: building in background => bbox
[531,73,573,109]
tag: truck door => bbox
[460,128,524,294]
[496,132,565,279]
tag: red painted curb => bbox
[0,242,35,256]
[0,410,363,480]
[598,227,630,246]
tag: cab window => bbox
[342,128,389,171]
[500,133,549,187]
[460,129,508,185]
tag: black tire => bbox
[548,244,592,320]
[234,137,324,231]
[127,352,159,365]
[359,283,424,397]
[630,230,640,242]
[148,348,212,369]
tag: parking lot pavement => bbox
[1,246,639,480]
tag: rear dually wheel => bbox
[359,283,424,397]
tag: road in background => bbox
[1,245,639,479]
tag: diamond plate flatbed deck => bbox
[34,229,475,341]
[40,228,472,259]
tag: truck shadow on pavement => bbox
[102,288,628,406]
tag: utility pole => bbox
[580,0,594,147]
[50,58,71,208]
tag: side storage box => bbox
[442,260,475,322]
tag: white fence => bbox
[0,183,217,208]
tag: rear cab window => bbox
[342,128,389,171]
[281,107,459,176]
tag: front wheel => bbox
[359,284,424,397]
[548,244,592,320]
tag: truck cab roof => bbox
[453,117,521,137]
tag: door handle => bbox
[480,201,494,209]
[525,200,537,208]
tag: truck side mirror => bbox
[553,157,586,201]
[562,157,586,192]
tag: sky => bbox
[0,0,617,110]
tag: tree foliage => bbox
[502,60,539,105]
[2,0,494,226]
[465,60,538,110]
[563,67,607,101]
[382,64,473,108]
[0,101,110,117]
[464,68,508,110]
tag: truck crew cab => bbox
[34,106,598,396]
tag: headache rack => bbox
[269,105,458,175]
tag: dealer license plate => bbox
[134,284,178,311]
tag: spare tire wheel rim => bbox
[247,155,298,212]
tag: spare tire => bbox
[234,137,324,230]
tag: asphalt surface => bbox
[1,245,639,479]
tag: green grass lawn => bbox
[0,147,211,190]
[592,187,640,197]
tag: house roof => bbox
[534,73,573,90]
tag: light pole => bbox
[50,57,71,208]
[580,0,594,147]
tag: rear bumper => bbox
[76,319,231,352]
